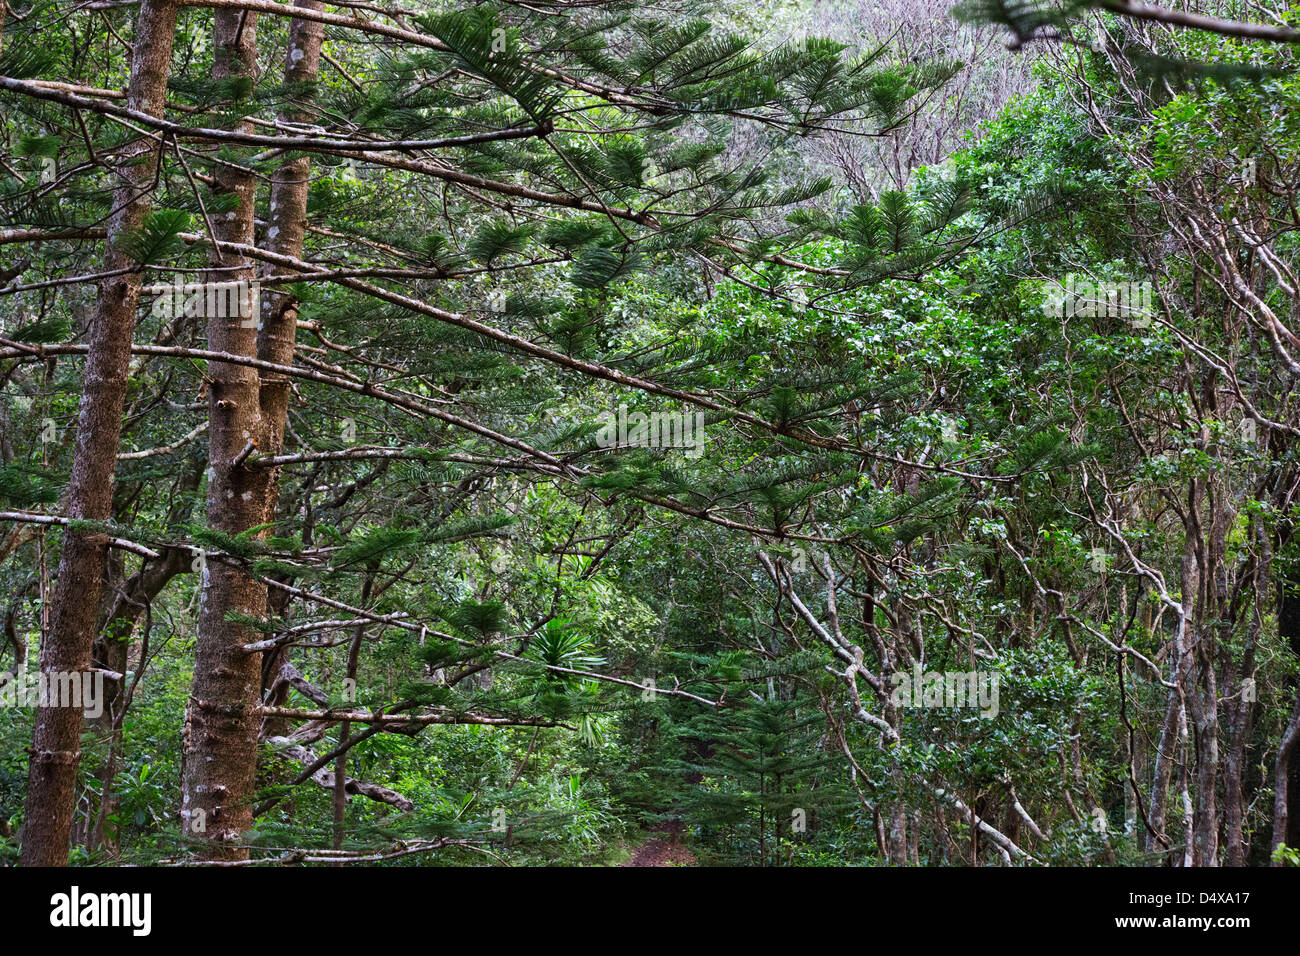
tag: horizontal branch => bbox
[0,511,160,558]
[117,422,208,460]
[257,705,559,726]
[0,76,553,152]
[0,336,565,468]
[1101,0,1300,43]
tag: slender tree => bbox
[179,7,267,858]
[18,0,180,867]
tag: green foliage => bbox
[4,0,1299,872]
[570,246,646,288]
[665,695,851,865]
[115,210,192,266]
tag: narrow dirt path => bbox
[623,823,696,866]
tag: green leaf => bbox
[115,209,192,266]
[570,246,645,288]
[466,221,537,264]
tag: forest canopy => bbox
[1,0,1299,872]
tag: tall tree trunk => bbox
[18,0,179,867]
[180,8,265,860]
[1274,695,1300,863]
[256,0,323,473]
[1273,562,1300,859]
[1225,518,1266,865]
[1148,497,1202,865]
[1189,675,1219,865]
[1188,472,1232,866]
[1146,689,1178,858]
[254,0,325,740]
[888,803,908,865]
[1223,684,1252,865]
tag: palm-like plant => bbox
[526,618,605,677]
[526,619,608,745]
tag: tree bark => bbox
[1145,689,1178,858]
[256,0,323,471]
[18,0,179,867]
[180,8,265,860]
[1223,666,1253,865]
[1273,563,1300,858]
[1274,695,1300,863]
[253,0,325,737]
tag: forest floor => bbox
[622,822,697,866]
